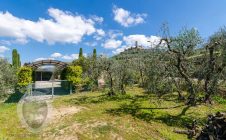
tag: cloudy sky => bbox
[0,0,226,64]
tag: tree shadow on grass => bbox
[4,91,24,103]
[66,94,148,105]
[106,102,197,127]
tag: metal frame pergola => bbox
[25,60,68,70]
[25,60,68,81]
[24,60,72,97]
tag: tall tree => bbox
[12,49,19,68]
[79,48,83,59]
[17,54,21,67]
[93,48,97,60]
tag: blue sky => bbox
[0,0,226,64]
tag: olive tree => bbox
[0,59,17,99]
[114,59,134,94]
[143,49,173,97]
[202,27,226,104]
[98,57,116,96]
[159,26,202,105]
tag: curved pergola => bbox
[25,60,68,70]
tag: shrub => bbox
[17,67,32,87]
[65,66,83,86]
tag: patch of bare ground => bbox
[41,106,84,140]
[48,106,83,122]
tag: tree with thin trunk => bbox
[159,25,202,105]
[202,27,226,104]
[98,57,116,96]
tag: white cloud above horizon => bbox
[34,57,54,61]
[103,39,122,49]
[108,30,123,39]
[61,54,79,60]
[91,15,104,23]
[112,45,129,54]
[50,52,62,58]
[112,34,161,54]
[0,8,104,44]
[113,6,147,27]
[123,34,161,47]
[84,41,98,47]
[50,52,88,60]
[0,46,10,53]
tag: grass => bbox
[0,86,226,140]
[0,103,39,140]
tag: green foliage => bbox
[213,96,226,104]
[17,54,21,67]
[72,49,100,91]
[17,67,32,87]
[79,48,83,58]
[65,66,83,85]
[0,59,17,99]
[144,55,173,96]
[72,56,89,72]
[12,49,21,68]
[84,54,100,91]
[93,48,97,60]
[60,67,67,80]
[98,57,116,95]
[114,60,134,94]
[82,77,94,91]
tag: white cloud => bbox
[0,46,10,53]
[93,36,102,41]
[123,35,161,48]
[61,54,79,60]
[113,6,147,27]
[51,52,80,60]
[91,15,104,23]
[112,35,161,55]
[0,40,11,45]
[108,30,123,39]
[112,45,129,54]
[34,57,54,61]
[96,29,105,36]
[93,29,105,41]
[37,52,87,61]
[0,8,103,44]
[103,39,122,49]
[84,42,98,47]
[51,52,62,58]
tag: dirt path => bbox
[41,105,84,140]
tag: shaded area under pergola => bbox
[24,60,68,81]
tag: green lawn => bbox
[0,87,226,140]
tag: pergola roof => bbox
[25,60,68,70]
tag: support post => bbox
[41,72,42,81]
[52,81,54,98]
[70,83,72,94]
[31,83,33,96]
